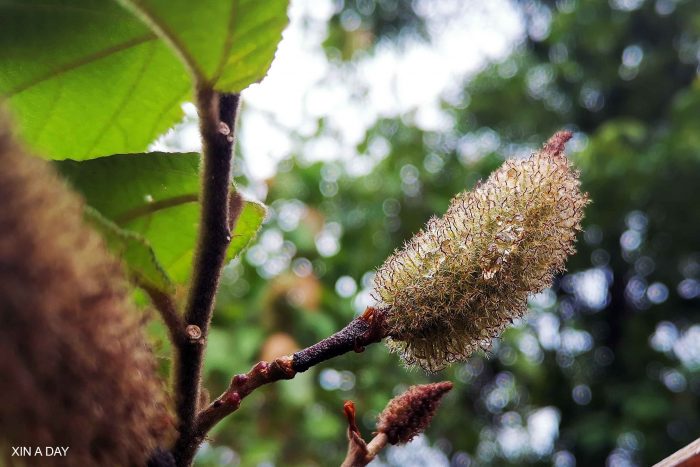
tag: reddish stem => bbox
[178,307,388,461]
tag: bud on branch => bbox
[377,381,454,445]
[341,382,453,466]
[187,132,588,452]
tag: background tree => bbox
[197,1,700,466]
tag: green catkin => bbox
[374,131,589,371]
[0,117,174,466]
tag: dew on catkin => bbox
[374,131,588,371]
[0,116,174,465]
[376,381,453,445]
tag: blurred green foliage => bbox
[193,1,700,466]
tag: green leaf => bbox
[118,0,289,91]
[230,198,267,259]
[0,0,189,159]
[56,152,266,284]
[85,207,173,292]
[0,0,288,159]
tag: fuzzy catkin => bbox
[376,382,453,445]
[374,131,588,371]
[0,118,174,465]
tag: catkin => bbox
[374,131,588,371]
[0,117,174,465]
[376,382,453,445]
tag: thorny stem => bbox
[175,307,388,463]
[172,89,241,466]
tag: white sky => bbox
[151,0,525,185]
[239,0,524,180]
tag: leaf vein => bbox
[82,40,158,156]
[116,193,200,225]
[6,34,155,96]
[212,0,240,83]
[120,0,207,86]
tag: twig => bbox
[340,401,389,467]
[340,381,453,467]
[291,306,387,372]
[654,437,700,467]
[172,89,241,466]
[139,282,186,345]
[176,307,388,461]
[341,430,388,467]
[366,434,390,459]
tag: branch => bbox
[172,89,241,466]
[139,282,186,345]
[654,437,700,467]
[291,306,387,372]
[175,307,388,461]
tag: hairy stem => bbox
[292,306,387,372]
[175,307,388,462]
[172,89,240,466]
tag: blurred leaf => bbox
[279,370,315,407]
[623,391,673,422]
[85,206,173,292]
[56,152,265,283]
[205,327,264,375]
[0,0,288,159]
[575,413,614,451]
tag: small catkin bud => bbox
[376,381,453,445]
[374,131,588,371]
[0,117,174,465]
